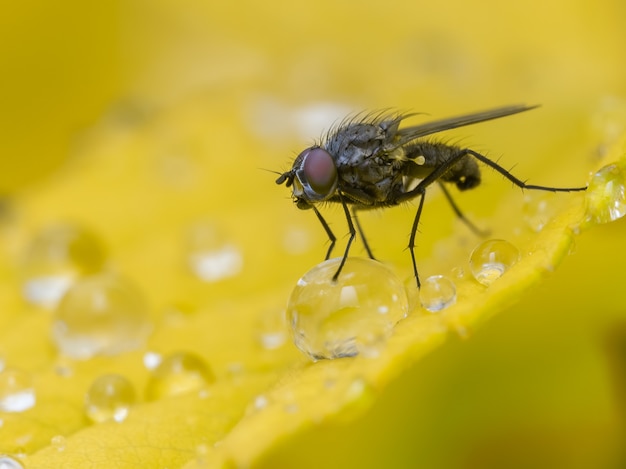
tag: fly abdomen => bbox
[405,141,481,191]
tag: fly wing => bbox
[395,104,538,146]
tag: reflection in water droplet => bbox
[0,369,36,412]
[21,224,106,307]
[584,163,626,225]
[286,258,408,360]
[51,274,152,359]
[85,374,136,423]
[0,455,24,469]
[419,275,457,312]
[145,352,215,400]
[470,239,520,286]
[186,222,243,282]
[50,435,66,452]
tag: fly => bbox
[276,105,587,288]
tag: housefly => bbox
[276,105,587,288]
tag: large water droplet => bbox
[0,456,24,469]
[584,163,626,225]
[85,374,137,423]
[419,275,457,312]
[145,352,215,400]
[186,222,243,282]
[286,258,408,360]
[51,274,152,359]
[470,239,520,286]
[21,224,106,307]
[0,369,36,412]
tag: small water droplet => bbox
[143,351,162,370]
[0,455,24,469]
[0,369,36,412]
[145,352,215,400]
[282,226,312,255]
[286,258,408,360]
[256,309,287,350]
[584,163,626,225]
[254,394,269,410]
[51,273,152,359]
[85,374,137,423]
[419,275,457,312]
[522,193,553,232]
[50,435,66,452]
[186,222,243,282]
[470,239,520,286]
[21,224,106,307]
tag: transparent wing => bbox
[395,104,538,146]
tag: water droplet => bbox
[50,435,66,452]
[0,369,36,412]
[186,222,243,282]
[282,226,312,255]
[85,374,137,423]
[470,239,520,286]
[256,309,287,350]
[21,224,106,307]
[0,456,24,469]
[286,258,408,360]
[419,275,457,312]
[254,394,269,410]
[584,163,626,225]
[143,351,162,370]
[522,193,553,232]
[51,273,152,359]
[145,352,215,400]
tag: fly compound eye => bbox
[302,148,337,197]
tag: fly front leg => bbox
[312,205,336,260]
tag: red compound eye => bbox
[302,148,337,196]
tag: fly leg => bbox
[332,191,357,282]
[352,207,376,260]
[438,181,489,237]
[312,205,336,260]
[408,191,426,288]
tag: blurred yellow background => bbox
[1,0,625,468]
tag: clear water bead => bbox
[0,369,36,412]
[0,456,24,469]
[470,239,520,286]
[50,435,66,452]
[51,274,152,359]
[584,163,626,225]
[286,258,408,360]
[85,374,137,423]
[145,352,215,400]
[419,275,457,312]
[186,222,242,282]
[21,224,106,307]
